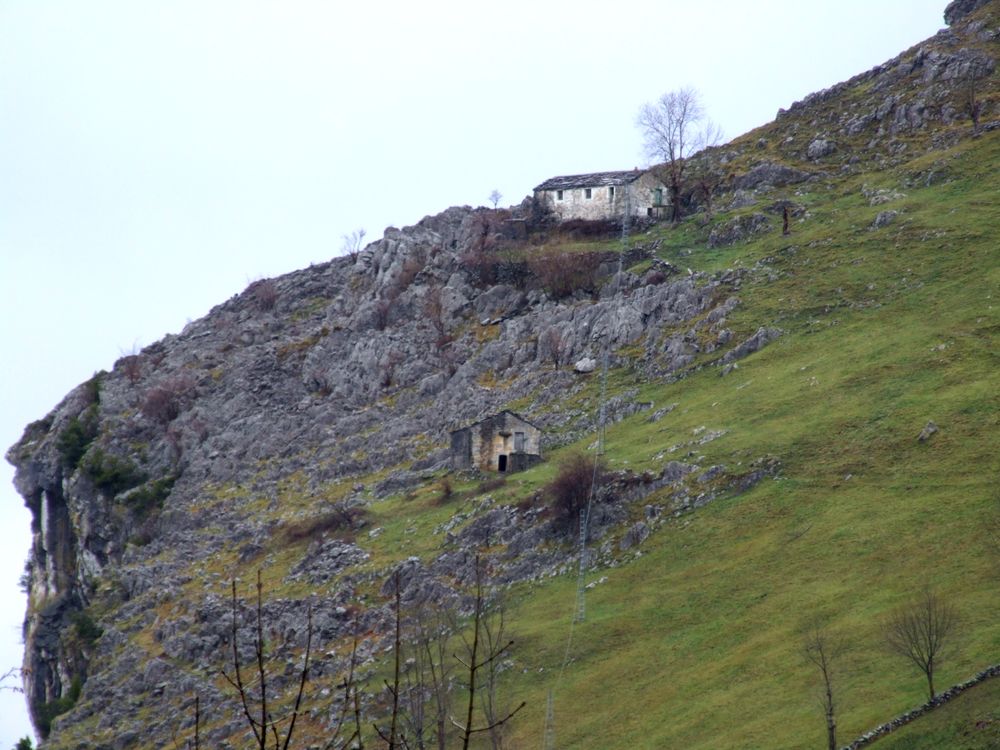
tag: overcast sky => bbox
[0,1,948,742]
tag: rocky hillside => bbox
[7,1,1000,747]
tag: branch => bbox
[465,701,527,735]
[281,599,313,750]
[228,580,265,746]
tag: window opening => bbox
[584,188,592,199]
[514,432,525,452]
[556,190,564,201]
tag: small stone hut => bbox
[450,411,542,473]
[533,169,667,222]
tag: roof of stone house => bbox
[533,169,646,192]
[450,409,541,434]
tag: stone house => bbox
[450,410,542,473]
[533,169,668,222]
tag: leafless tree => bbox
[375,572,404,749]
[342,229,367,261]
[222,571,312,750]
[488,190,503,210]
[637,87,723,224]
[479,590,515,750]
[453,556,525,750]
[416,605,457,750]
[322,615,365,750]
[803,626,845,750]
[883,588,957,702]
[117,343,143,386]
[0,666,23,692]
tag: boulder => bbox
[807,138,837,160]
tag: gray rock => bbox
[944,0,992,25]
[720,327,783,365]
[573,357,598,373]
[733,162,811,191]
[871,210,899,229]
[806,138,836,160]
[918,421,939,442]
[708,213,772,248]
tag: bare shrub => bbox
[529,252,603,300]
[246,278,278,312]
[460,247,500,288]
[546,453,606,533]
[541,328,566,370]
[307,368,333,397]
[436,477,454,505]
[141,373,195,425]
[477,476,507,495]
[114,347,143,386]
[424,285,447,338]
[342,228,367,260]
[281,505,368,544]
[380,350,405,389]
[374,298,393,331]
[396,256,424,294]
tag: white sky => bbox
[0,1,947,743]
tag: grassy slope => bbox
[61,53,1000,750]
[876,678,1000,748]
[492,129,1000,749]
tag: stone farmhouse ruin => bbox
[450,410,542,473]
[533,169,667,222]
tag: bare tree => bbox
[453,556,525,750]
[883,588,957,702]
[342,229,367,261]
[637,87,723,224]
[222,571,313,750]
[479,590,515,750]
[323,615,365,750]
[803,626,845,750]
[488,190,503,210]
[375,572,404,749]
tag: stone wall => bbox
[841,663,1000,749]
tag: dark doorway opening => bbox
[498,455,508,472]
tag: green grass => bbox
[488,129,1000,749]
[63,87,1000,749]
[876,677,1000,749]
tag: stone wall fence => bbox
[841,663,1000,749]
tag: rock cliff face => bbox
[7,200,750,743]
[7,1,999,744]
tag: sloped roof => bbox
[533,170,645,192]
[450,410,542,434]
